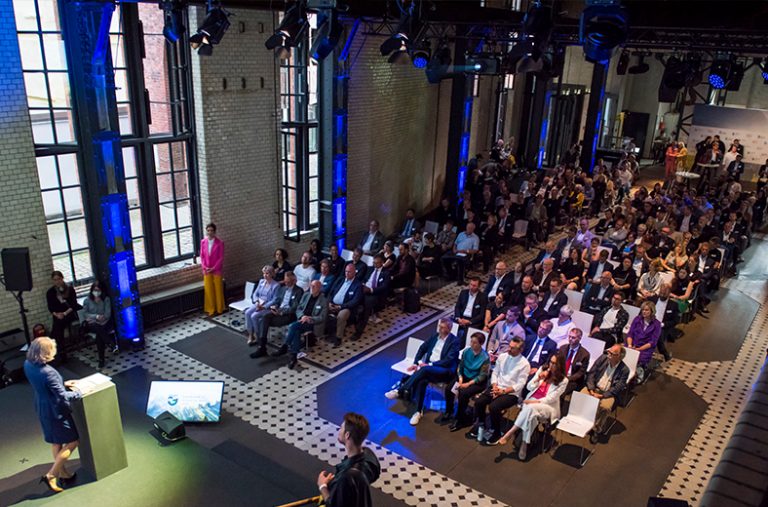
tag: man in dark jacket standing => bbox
[317,412,381,507]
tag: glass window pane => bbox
[24,72,49,107]
[52,253,73,282]
[41,189,62,219]
[122,147,137,177]
[36,156,58,189]
[178,228,193,256]
[162,230,179,258]
[117,103,132,135]
[126,178,140,206]
[37,0,62,31]
[153,143,171,173]
[47,72,71,107]
[129,207,143,236]
[114,69,128,101]
[176,200,191,228]
[309,153,318,177]
[13,0,39,31]
[53,109,75,143]
[18,33,43,70]
[173,172,189,200]
[156,173,172,202]
[170,142,187,170]
[58,153,79,186]
[133,237,146,266]
[47,221,68,254]
[42,33,67,71]
[109,8,122,34]
[309,202,318,225]
[159,202,176,231]
[31,114,55,144]
[309,178,318,201]
[72,249,93,281]
[68,219,88,250]
[62,187,84,218]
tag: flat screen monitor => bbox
[146,380,225,423]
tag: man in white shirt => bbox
[358,220,384,254]
[591,292,629,347]
[467,337,530,444]
[293,252,317,291]
[442,223,480,285]
[548,305,576,346]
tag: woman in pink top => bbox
[200,223,225,316]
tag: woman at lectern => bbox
[45,271,81,363]
[23,337,81,493]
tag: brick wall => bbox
[0,0,54,335]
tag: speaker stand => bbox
[1,275,31,347]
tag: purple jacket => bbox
[627,316,661,366]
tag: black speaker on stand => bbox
[1,248,34,346]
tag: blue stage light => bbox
[709,73,725,89]
[413,55,428,68]
[708,58,732,90]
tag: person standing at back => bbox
[200,223,225,316]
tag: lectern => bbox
[70,376,128,480]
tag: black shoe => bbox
[449,420,466,432]
[437,412,452,424]
[484,431,500,446]
[351,332,362,341]
[287,354,298,369]
[332,337,342,348]
[249,347,267,358]
[270,344,288,357]
[466,424,479,439]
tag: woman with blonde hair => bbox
[23,337,81,493]
[626,301,662,382]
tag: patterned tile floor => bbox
[73,230,765,506]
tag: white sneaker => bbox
[385,389,399,400]
[372,315,383,324]
[410,411,422,425]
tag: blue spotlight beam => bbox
[59,0,143,343]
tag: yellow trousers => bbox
[203,274,225,316]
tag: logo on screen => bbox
[167,394,179,406]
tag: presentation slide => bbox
[146,381,225,422]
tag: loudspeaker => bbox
[1,248,33,292]
[153,411,186,441]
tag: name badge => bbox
[315,305,322,309]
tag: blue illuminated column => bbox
[537,91,553,169]
[332,67,349,252]
[581,61,608,174]
[457,75,475,198]
[59,1,143,343]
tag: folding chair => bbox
[554,391,600,467]
[621,303,641,336]
[510,219,529,248]
[424,220,439,235]
[580,336,607,371]
[572,310,594,337]
[621,347,640,406]
[228,281,256,312]
[564,289,584,312]
[390,337,424,379]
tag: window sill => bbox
[137,259,198,281]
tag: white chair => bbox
[341,249,354,262]
[391,337,424,377]
[435,321,460,337]
[424,220,439,235]
[554,391,600,467]
[572,310,594,336]
[361,254,375,267]
[228,281,256,312]
[659,271,674,287]
[564,289,584,312]
[606,259,619,270]
[596,245,613,260]
[511,219,528,244]
[623,346,640,384]
[581,336,607,371]
[466,327,489,350]
[621,303,641,335]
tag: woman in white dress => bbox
[495,354,568,460]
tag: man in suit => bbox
[358,220,385,255]
[250,272,304,358]
[346,247,369,283]
[582,271,616,315]
[532,258,559,292]
[523,320,558,376]
[691,243,718,310]
[529,240,560,274]
[486,307,526,363]
[591,292,629,347]
[391,243,417,290]
[353,254,391,340]
[556,226,578,264]
[496,206,513,249]
[521,293,547,333]
[584,249,614,291]
[540,278,568,319]
[557,328,590,395]
[453,277,488,347]
[649,283,679,362]
[392,208,422,242]
[312,259,336,295]
[273,280,328,368]
[385,318,460,426]
[327,264,364,347]
[508,275,536,307]
[581,344,630,435]
[484,261,515,301]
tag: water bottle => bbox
[477,425,485,442]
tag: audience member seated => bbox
[272,248,292,282]
[556,226,578,264]
[591,292,629,347]
[442,222,480,285]
[294,252,317,291]
[594,209,615,235]
[442,332,490,428]
[326,244,346,277]
[582,271,615,315]
[487,307,526,363]
[495,354,568,459]
[521,293,546,333]
[584,249,614,292]
[250,272,303,358]
[581,344,629,435]
[523,320,558,376]
[390,243,417,290]
[272,280,328,369]
[313,259,336,295]
[560,247,585,290]
[574,218,595,250]
[548,305,576,345]
[346,247,369,283]
[484,261,515,301]
[435,220,457,255]
[509,261,525,289]
[509,275,535,307]
[625,301,661,382]
[465,337,530,441]
[392,208,421,242]
[636,259,663,303]
[244,265,280,346]
[385,318,460,426]
[484,292,508,332]
[540,278,568,319]
[557,328,590,395]
[417,233,442,279]
[649,283,679,362]
[611,256,637,299]
[353,255,391,340]
[453,277,488,347]
[529,240,560,274]
[359,220,386,255]
[532,258,559,293]
[381,241,397,270]
[603,217,629,249]
[326,264,364,348]
[308,239,325,271]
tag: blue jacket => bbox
[24,360,81,444]
[312,272,336,295]
[414,333,461,371]
[522,334,558,369]
[328,277,364,309]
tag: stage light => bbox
[757,59,768,81]
[709,58,732,89]
[426,44,452,84]
[579,1,628,64]
[726,61,744,91]
[616,50,629,75]
[190,1,231,56]
[412,52,429,69]
[161,0,184,43]
[380,7,423,65]
[310,9,342,60]
[265,1,309,60]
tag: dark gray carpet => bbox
[169,327,282,383]
[672,288,759,363]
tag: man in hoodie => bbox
[317,412,381,507]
